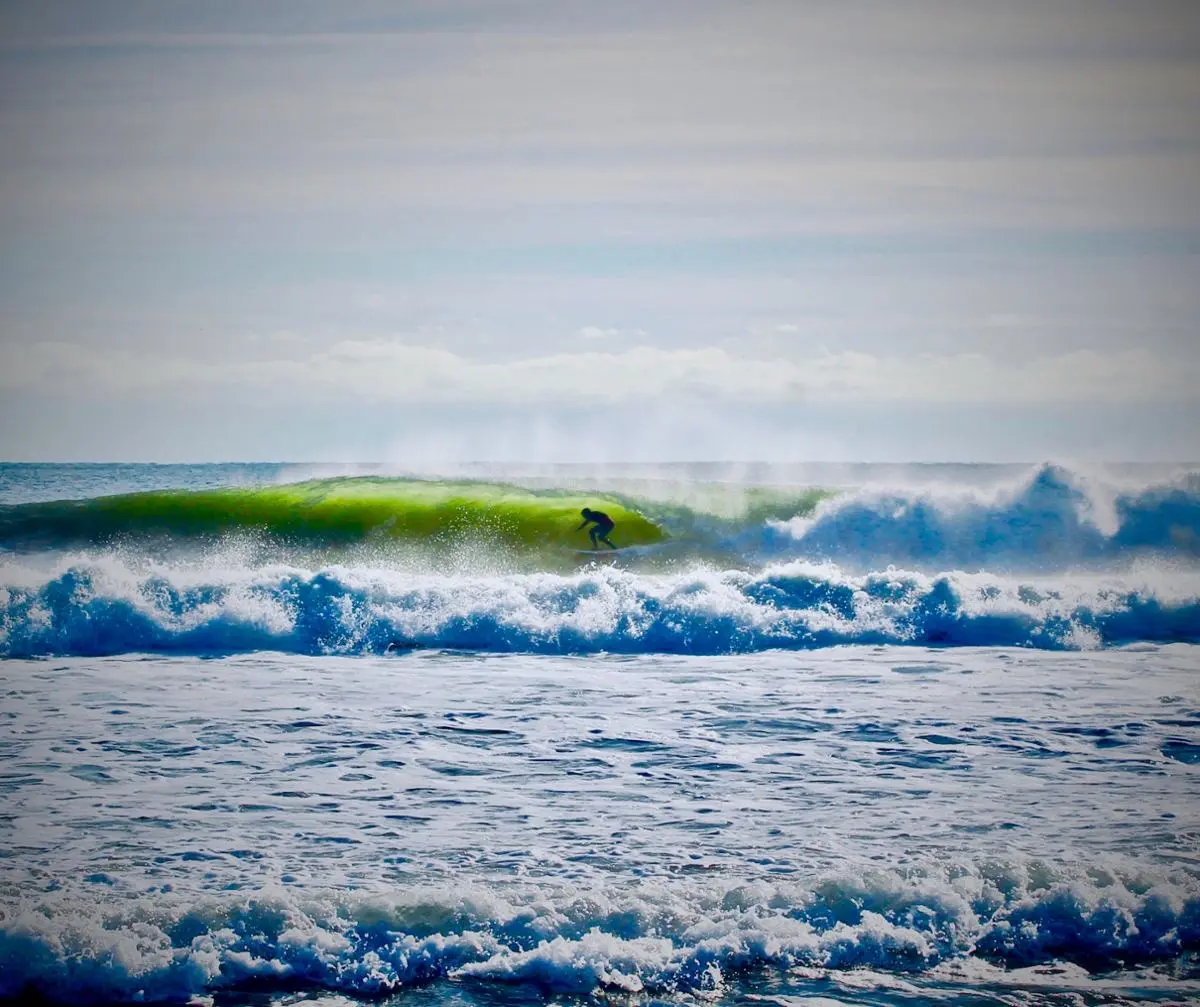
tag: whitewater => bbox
[0,461,1197,1006]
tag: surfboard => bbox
[573,544,658,557]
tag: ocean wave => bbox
[2,861,1197,1003]
[2,555,1197,657]
[2,466,1199,575]
[764,464,1200,570]
[0,477,669,555]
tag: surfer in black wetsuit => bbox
[577,508,617,549]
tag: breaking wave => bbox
[2,557,1198,657]
[763,464,1200,571]
[0,477,670,555]
[2,465,1199,571]
[2,464,1199,656]
[2,861,1198,1003]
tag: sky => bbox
[0,0,1197,463]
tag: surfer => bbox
[577,508,617,550]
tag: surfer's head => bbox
[580,508,592,518]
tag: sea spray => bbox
[3,557,1198,657]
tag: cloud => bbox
[1,1,1197,463]
[6,1,1197,232]
[2,338,1191,408]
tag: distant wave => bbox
[2,861,1197,1002]
[2,557,1197,657]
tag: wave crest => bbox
[3,861,1197,1002]
[766,464,1200,570]
[3,465,1200,574]
[2,557,1197,657]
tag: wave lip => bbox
[2,558,1198,657]
[2,863,1198,1003]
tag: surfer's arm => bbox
[576,519,591,531]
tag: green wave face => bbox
[0,477,667,553]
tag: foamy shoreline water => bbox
[2,646,1198,1005]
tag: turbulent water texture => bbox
[1,462,1198,658]
[2,558,1200,658]
[1,647,1198,1006]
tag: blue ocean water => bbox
[1,462,1198,1006]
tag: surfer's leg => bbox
[589,528,600,549]
[600,524,616,548]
